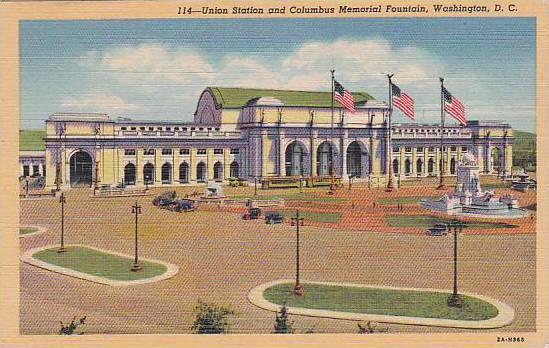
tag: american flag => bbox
[442,87,466,126]
[391,83,415,120]
[334,80,355,113]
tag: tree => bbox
[273,305,295,334]
[191,300,235,334]
[59,316,86,335]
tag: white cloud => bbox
[60,94,141,114]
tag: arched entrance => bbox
[213,161,223,181]
[393,159,399,175]
[196,162,207,183]
[491,147,502,173]
[179,162,189,183]
[161,163,172,184]
[416,158,423,176]
[285,141,307,177]
[143,163,154,185]
[69,151,93,187]
[450,158,456,175]
[346,141,366,178]
[316,141,336,176]
[230,161,239,178]
[428,158,435,176]
[124,163,136,185]
[405,158,411,175]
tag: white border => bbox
[18,225,47,238]
[248,279,515,329]
[20,244,179,286]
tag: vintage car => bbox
[153,191,177,207]
[426,223,449,236]
[168,199,196,213]
[242,208,262,220]
[265,212,284,224]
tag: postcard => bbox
[0,1,547,347]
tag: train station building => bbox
[35,87,513,189]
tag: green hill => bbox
[512,130,536,169]
[19,130,46,151]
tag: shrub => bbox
[273,305,295,334]
[191,300,235,334]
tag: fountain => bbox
[421,153,527,218]
[510,169,536,192]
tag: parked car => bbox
[426,223,449,236]
[153,191,176,206]
[242,208,262,220]
[265,212,284,224]
[168,199,196,212]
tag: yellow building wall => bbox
[223,149,231,178]
[173,149,180,183]
[136,149,144,185]
[207,149,215,180]
[190,149,197,181]
[154,150,161,184]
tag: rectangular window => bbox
[428,147,435,152]
[417,147,424,152]
[405,146,412,153]
[180,149,190,155]
[197,149,207,155]
[157,127,162,131]
[121,127,127,130]
[450,146,457,152]
[144,149,155,156]
[214,148,224,155]
[124,149,136,156]
[33,165,39,175]
[130,127,136,131]
[161,149,173,155]
[174,127,179,131]
[166,127,171,131]
[148,127,154,131]
[140,127,145,131]
[182,128,188,132]
[461,146,468,152]
[230,148,240,155]
[23,165,29,176]
[392,147,399,153]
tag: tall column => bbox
[340,131,348,179]
[261,130,269,178]
[279,137,286,176]
[207,148,215,181]
[399,148,405,176]
[223,148,231,179]
[190,148,197,182]
[136,149,144,185]
[411,147,417,176]
[445,146,451,174]
[435,147,441,177]
[154,149,161,185]
[310,138,317,177]
[504,144,512,177]
[423,147,428,176]
[173,148,180,183]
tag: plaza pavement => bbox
[18,184,536,334]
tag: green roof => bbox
[206,87,375,109]
[19,129,46,151]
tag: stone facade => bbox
[32,87,512,189]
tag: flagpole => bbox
[386,74,395,191]
[327,69,336,194]
[437,77,446,190]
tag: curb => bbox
[19,225,48,238]
[248,279,515,329]
[20,244,179,287]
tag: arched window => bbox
[405,159,411,175]
[143,163,154,185]
[416,158,423,176]
[230,161,239,178]
[428,158,434,175]
[161,163,172,184]
[393,159,399,175]
[346,141,364,178]
[124,163,136,185]
[450,158,456,175]
[196,162,206,183]
[285,141,307,177]
[213,162,223,181]
[316,141,335,176]
[69,151,93,187]
[179,162,189,183]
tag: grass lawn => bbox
[377,196,438,206]
[264,282,498,321]
[385,215,518,229]
[232,192,347,203]
[33,246,167,281]
[20,227,38,235]
[274,210,342,223]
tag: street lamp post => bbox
[145,175,150,191]
[291,210,305,296]
[131,200,143,272]
[348,175,353,191]
[299,176,303,193]
[254,177,258,196]
[25,178,29,197]
[57,192,66,253]
[447,220,462,307]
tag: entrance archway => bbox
[428,158,435,175]
[393,159,399,175]
[230,161,239,178]
[450,158,456,175]
[416,158,423,176]
[491,147,502,173]
[197,162,207,183]
[405,158,411,175]
[213,161,223,181]
[285,141,308,177]
[69,151,93,187]
[124,163,136,185]
[161,163,172,184]
[317,141,336,176]
[143,163,154,185]
[179,162,189,183]
[346,141,366,178]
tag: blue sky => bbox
[20,18,536,132]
